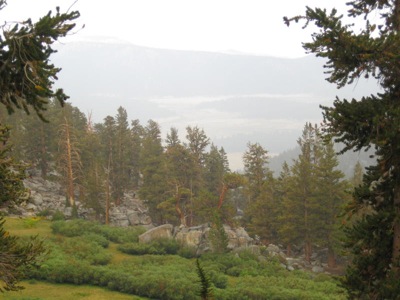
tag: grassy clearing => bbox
[3,217,52,237]
[1,280,147,300]
[2,217,347,300]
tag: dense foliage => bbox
[0,0,79,292]
[5,218,347,300]
[286,0,400,297]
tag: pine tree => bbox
[315,140,350,268]
[286,1,400,296]
[163,132,197,226]
[139,120,167,224]
[130,119,143,190]
[242,142,276,242]
[0,1,79,291]
[113,107,133,205]
[57,117,82,208]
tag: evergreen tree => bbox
[286,1,400,296]
[0,0,79,291]
[139,120,167,224]
[242,142,276,242]
[204,144,227,197]
[57,117,82,207]
[242,142,270,203]
[162,133,197,226]
[276,161,297,255]
[285,123,321,262]
[113,107,133,205]
[130,119,143,190]
[315,140,350,267]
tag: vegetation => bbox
[0,0,79,292]
[1,0,390,297]
[2,217,346,300]
[286,0,400,297]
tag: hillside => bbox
[51,41,380,170]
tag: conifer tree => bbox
[286,1,400,296]
[139,120,167,224]
[113,107,133,205]
[0,0,79,291]
[130,119,143,190]
[315,140,350,267]
[242,142,276,242]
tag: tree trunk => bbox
[287,244,292,257]
[175,183,186,227]
[305,240,312,264]
[392,184,400,271]
[327,246,336,268]
[39,124,47,178]
[217,183,228,210]
[65,119,75,207]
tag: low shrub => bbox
[118,238,180,255]
[62,236,112,265]
[50,219,145,243]
[51,210,65,221]
[177,245,198,259]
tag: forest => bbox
[2,0,400,299]
[1,101,358,266]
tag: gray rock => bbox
[64,207,73,218]
[312,265,324,273]
[139,224,174,243]
[25,203,37,211]
[31,192,43,206]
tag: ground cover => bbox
[2,217,348,299]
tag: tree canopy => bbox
[0,1,80,291]
[286,0,400,297]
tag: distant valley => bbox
[53,40,380,170]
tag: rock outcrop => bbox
[4,175,152,228]
[140,223,253,254]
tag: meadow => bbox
[2,217,347,300]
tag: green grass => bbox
[3,217,52,237]
[2,217,348,300]
[1,280,146,300]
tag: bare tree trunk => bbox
[287,244,292,257]
[64,118,75,207]
[217,183,228,210]
[392,185,400,272]
[327,246,336,268]
[39,124,47,178]
[175,183,186,227]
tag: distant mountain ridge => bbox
[52,41,380,170]
[54,41,377,100]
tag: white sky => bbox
[2,0,349,58]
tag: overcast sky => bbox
[3,0,349,58]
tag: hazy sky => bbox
[3,0,349,58]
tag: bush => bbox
[62,237,112,265]
[118,238,180,256]
[82,233,109,248]
[178,245,198,259]
[51,210,65,221]
[50,219,145,243]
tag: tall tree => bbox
[242,142,276,242]
[113,107,133,205]
[315,140,350,268]
[284,123,322,262]
[139,120,167,224]
[57,117,82,208]
[0,0,79,291]
[130,119,143,190]
[242,142,270,202]
[286,1,400,297]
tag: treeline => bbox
[1,101,361,266]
